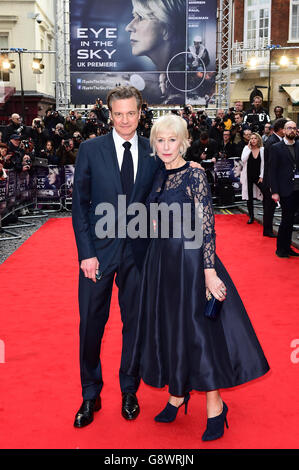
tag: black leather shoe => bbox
[74,396,101,428]
[289,248,299,257]
[275,250,289,258]
[247,217,254,224]
[263,232,277,238]
[121,392,140,420]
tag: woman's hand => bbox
[258,177,263,184]
[205,269,226,301]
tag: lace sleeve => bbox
[189,168,216,269]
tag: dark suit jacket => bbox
[187,137,218,162]
[269,140,299,198]
[72,131,160,273]
[263,133,281,187]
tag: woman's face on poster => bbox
[48,171,57,185]
[126,11,166,57]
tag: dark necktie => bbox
[121,141,134,200]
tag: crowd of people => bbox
[0,95,292,179]
[1,94,298,259]
[0,99,154,180]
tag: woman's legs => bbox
[167,390,223,417]
[206,390,223,418]
[247,178,254,221]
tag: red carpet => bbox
[0,215,299,449]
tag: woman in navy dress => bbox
[125,114,269,441]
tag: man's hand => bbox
[80,257,99,283]
[189,160,204,170]
[272,193,280,203]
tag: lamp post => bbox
[0,48,54,124]
[266,44,281,115]
[17,51,25,122]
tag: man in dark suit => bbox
[262,118,287,237]
[72,86,160,427]
[270,121,299,258]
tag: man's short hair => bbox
[107,86,143,111]
[199,131,209,140]
[273,118,288,132]
[274,105,284,113]
[234,112,244,119]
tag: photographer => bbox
[40,140,60,165]
[0,148,8,180]
[72,131,84,150]
[25,118,49,157]
[56,138,77,165]
[43,108,64,133]
[64,111,84,136]
[231,112,248,145]
[50,123,67,149]
[7,134,22,166]
[209,116,225,147]
[219,130,236,159]
[243,96,270,135]
[3,113,26,143]
[0,160,7,180]
[0,143,13,170]
[82,111,100,139]
[14,139,34,174]
[187,131,219,163]
[92,98,109,124]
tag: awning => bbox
[230,78,270,103]
[0,86,15,108]
[281,85,299,105]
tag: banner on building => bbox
[69,0,217,106]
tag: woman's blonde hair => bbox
[250,132,263,148]
[131,0,186,42]
[150,113,189,157]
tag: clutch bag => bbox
[204,292,223,319]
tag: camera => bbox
[63,139,71,148]
[184,106,191,115]
[23,158,32,166]
[21,140,30,149]
[57,128,65,137]
[95,98,103,109]
[34,120,41,128]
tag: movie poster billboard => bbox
[70,0,217,106]
[0,178,6,214]
[35,166,64,200]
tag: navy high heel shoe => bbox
[154,393,190,423]
[202,401,229,441]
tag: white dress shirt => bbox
[112,128,138,182]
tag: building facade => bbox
[0,0,56,125]
[230,0,299,122]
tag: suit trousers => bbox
[277,190,299,254]
[262,186,276,234]
[78,242,141,400]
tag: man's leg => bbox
[78,266,116,400]
[116,247,141,394]
[262,186,276,235]
[277,194,294,254]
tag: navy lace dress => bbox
[125,162,269,396]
